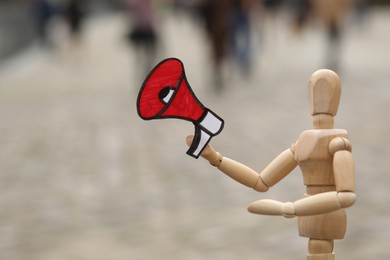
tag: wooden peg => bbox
[307,239,334,260]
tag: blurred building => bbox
[0,1,35,60]
[0,0,119,61]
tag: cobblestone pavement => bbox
[0,8,390,260]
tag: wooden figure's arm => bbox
[186,136,298,192]
[248,137,356,218]
[258,148,298,190]
[248,191,356,218]
[330,137,355,193]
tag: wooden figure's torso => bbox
[292,128,349,239]
[293,129,348,189]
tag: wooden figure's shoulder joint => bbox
[329,137,352,155]
[290,140,297,155]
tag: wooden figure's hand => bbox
[248,199,296,218]
[186,135,222,166]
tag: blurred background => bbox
[0,0,390,259]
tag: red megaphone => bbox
[136,58,224,158]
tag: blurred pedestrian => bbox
[34,0,56,45]
[312,0,353,72]
[124,0,159,76]
[291,0,353,72]
[230,0,262,76]
[63,0,87,47]
[198,0,234,91]
[290,0,312,35]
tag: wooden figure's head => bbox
[308,69,341,117]
[308,69,341,129]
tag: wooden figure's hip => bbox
[298,209,347,239]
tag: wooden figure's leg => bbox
[307,239,334,260]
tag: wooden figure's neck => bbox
[312,114,334,129]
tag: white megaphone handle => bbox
[187,128,211,158]
[187,109,224,158]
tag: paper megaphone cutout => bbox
[136,58,224,158]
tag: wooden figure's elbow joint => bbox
[253,176,269,192]
[337,191,356,209]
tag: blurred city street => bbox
[0,4,390,260]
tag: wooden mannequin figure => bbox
[186,69,356,259]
